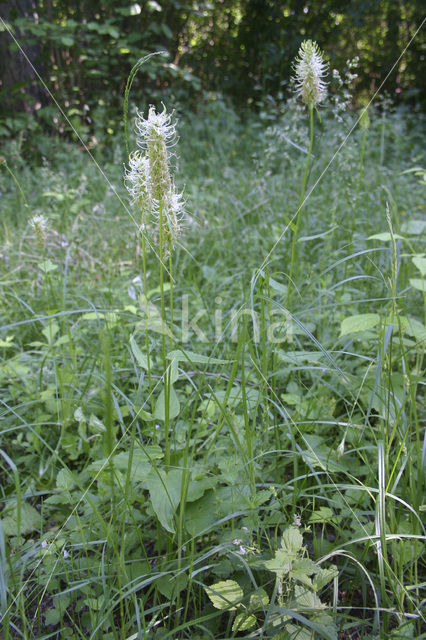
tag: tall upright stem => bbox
[141,232,154,413]
[158,201,170,469]
[287,105,314,306]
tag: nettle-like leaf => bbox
[293,585,325,612]
[308,506,334,524]
[290,558,320,587]
[1,501,41,536]
[232,611,257,632]
[264,548,292,575]
[313,565,338,591]
[312,613,338,640]
[249,587,269,611]
[205,580,243,610]
[281,525,304,557]
[286,612,338,640]
[265,526,304,575]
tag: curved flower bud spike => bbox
[292,39,328,109]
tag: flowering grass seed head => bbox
[293,39,328,108]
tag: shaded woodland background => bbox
[0,0,425,139]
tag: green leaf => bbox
[167,349,231,365]
[294,585,325,612]
[81,311,118,325]
[185,489,218,535]
[298,226,337,242]
[146,469,183,533]
[168,357,179,385]
[308,507,334,524]
[290,559,320,588]
[38,259,58,273]
[56,468,75,491]
[1,501,41,536]
[404,318,426,344]
[232,611,257,631]
[161,23,173,39]
[409,278,426,292]
[205,580,243,610]
[264,526,304,576]
[268,277,288,296]
[401,219,426,235]
[312,613,338,640]
[185,477,218,502]
[156,573,188,600]
[264,551,291,575]
[249,588,269,611]
[42,322,59,344]
[368,232,405,241]
[153,385,180,421]
[340,313,380,336]
[0,335,15,348]
[313,566,338,591]
[130,335,148,370]
[412,256,426,276]
[281,525,304,556]
[60,35,74,47]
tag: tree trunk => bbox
[0,0,44,113]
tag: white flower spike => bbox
[293,40,328,108]
[30,213,49,247]
[125,106,184,249]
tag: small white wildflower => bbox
[239,545,247,555]
[293,513,302,527]
[63,549,69,559]
[41,540,48,549]
[293,40,328,108]
[233,538,242,546]
[30,214,49,246]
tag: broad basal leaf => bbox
[205,580,243,610]
[340,313,380,336]
[153,385,180,421]
[146,468,183,533]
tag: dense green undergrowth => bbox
[0,98,425,639]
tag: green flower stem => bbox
[287,105,314,306]
[141,231,154,414]
[158,201,170,470]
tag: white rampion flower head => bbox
[30,214,49,246]
[125,106,184,249]
[293,40,328,108]
[135,106,177,151]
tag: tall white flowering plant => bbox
[125,105,185,468]
[287,40,328,303]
